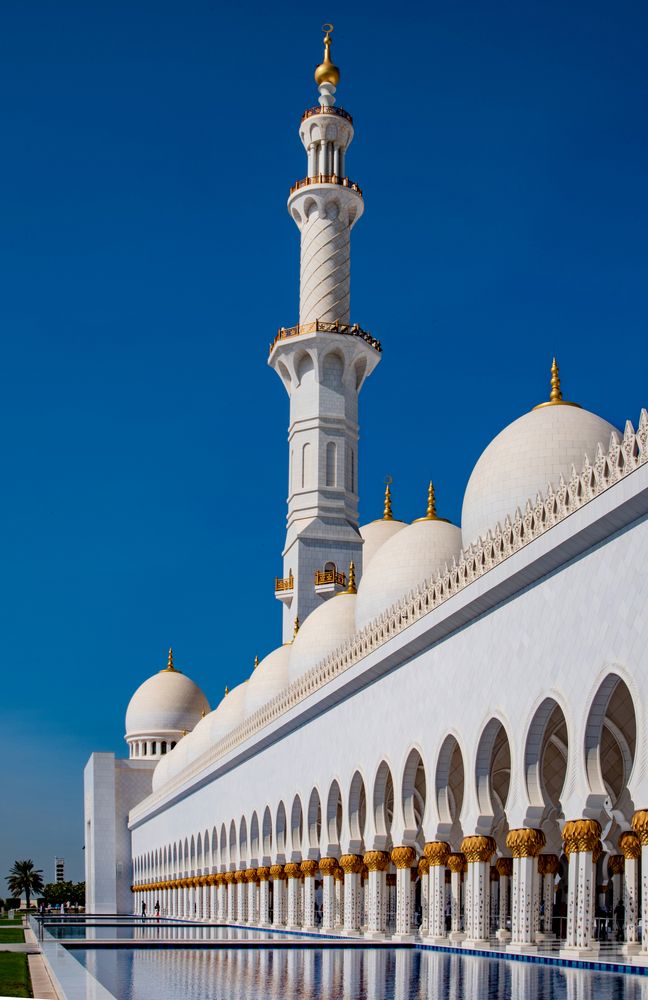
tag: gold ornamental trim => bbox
[608,854,624,875]
[460,836,496,864]
[631,810,648,846]
[301,860,319,878]
[319,857,339,877]
[391,846,416,870]
[506,828,546,859]
[423,841,450,867]
[418,857,430,876]
[537,854,560,876]
[619,831,641,860]
[363,851,389,873]
[447,853,467,874]
[562,819,602,855]
[284,863,302,880]
[339,853,363,875]
[495,858,513,877]
[257,866,270,881]
[269,865,285,880]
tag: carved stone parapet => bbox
[447,853,467,874]
[506,827,546,858]
[418,857,430,876]
[608,855,624,876]
[319,857,338,877]
[619,830,641,860]
[424,841,450,866]
[257,867,270,881]
[269,864,285,880]
[631,809,648,845]
[339,853,363,875]
[284,863,302,880]
[495,857,513,877]
[562,818,602,855]
[391,846,417,869]
[363,851,389,872]
[461,835,496,863]
[537,854,560,876]
[301,860,318,878]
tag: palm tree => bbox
[6,860,44,911]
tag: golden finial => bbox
[346,561,357,594]
[533,357,580,410]
[314,23,340,88]
[293,616,300,640]
[201,706,206,719]
[413,481,450,523]
[163,647,176,672]
[383,476,393,520]
[224,685,229,696]
[181,729,188,737]
[253,655,259,670]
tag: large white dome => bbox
[125,656,209,741]
[360,518,407,571]
[289,593,357,683]
[461,402,618,547]
[355,518,462,631]
[245,645,291,718]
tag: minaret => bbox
[269,26,382,641]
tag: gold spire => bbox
[224,685,229,696]
[293,616,300,640]
[201,706,206,719]
[163,647,176,672]
[314,23,340,87]
[383,478,393,520]
[533,357,580,410]
[253,655,259,670]
[346,561,357,594]
[413,481,450,523]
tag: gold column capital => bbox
[269,864,285,880]
[562,818,601,855]
[300,860,319,878]
[319,857,338,877]
[339,853,364,875]
[460,835,496,863]
[284,862,302,880]
[619,830,641,860]
[423,841,450,866]
[245,868,258,884]
[447,852,467,874]
[505,827,546,858]
[537,854,560,876]
[257,866,270,881]
[608,854,624,875]
[363,850,390,872]
[631,810,648,845]
[333,865,344,882]
[418,857,430,876]
[390,846,417,870]
[495,857,513,877]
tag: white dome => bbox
[461,403,619,547]
[157,732,193,785]
[355,518,463,631]
[206,681,248,745]
[360,519,407,571]
[151,751,172,792]
[289,593,357,683]
[245,645,291,718]
[125,663,209,740]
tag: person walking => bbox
[141,900,147,919]
[154,899,160,920]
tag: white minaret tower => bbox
[269,25,382,641]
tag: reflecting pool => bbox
[72,947,648,1000]
[46,922,311,941]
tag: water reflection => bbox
[73,947,648,1000]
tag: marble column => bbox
[270,865,286,928]
[226,872,237,922]
[619,831,640,955]
[257,868,271,926]
[559,818,601,959]
[364,850,389,939]
[285,863,302,930]
[319,858,338,932]
[418,857,430,936]
[216,875,227,921]
[245,870,258,925]
[608,855,623,919]
[340,854,363,936]
[423,842,450,943]
[461,835,496,949]
[506,827,546,953]
[301,860,318,931]
[334,866,345,928]
[362,866,369,930]
[495,858,513,941]
[537,855,559,940]
[489,868,498,936]
[235,871,247,924]
[391,846,416,942]
[208,878,216,921]
[631,811,648,965]
[447,853,466,943]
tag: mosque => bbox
[84,27,648,961]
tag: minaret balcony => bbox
[269,321,381,358]
[290,175,362,197]
[274,575,294,606]
[301,105,353,124]
[314,568,347,597]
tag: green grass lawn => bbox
[0,928,24,943]
[0,917,23,924]
[0,953,31,997]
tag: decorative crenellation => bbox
[506,827,546,858]
[619,830,641,860]
[631,809,648,845]
[562,818,602,855]
[461,836,496,864]
[133,409,648,817]
[424,841,450,867]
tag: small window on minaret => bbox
[326,441,337,486]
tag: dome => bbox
[360,518,406,571]
[206,681,248,746]
[461,387,619,547]
[355,515,462,631]
[245,645,291,718]
[125,650,209,742]
[289,592,357,683]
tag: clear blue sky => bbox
[1,0,646,883]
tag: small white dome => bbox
[355,518,463,631]
[157,732,194,785]
[289,593,357,683]
[206,681,248,746]
[360,519,407,571]
[125,657,209,742]
[245,645,291,718]
[461,402,618,547]
[151,748,172,792]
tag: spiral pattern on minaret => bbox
[299,213,351,324]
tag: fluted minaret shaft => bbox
[299,208,351,324]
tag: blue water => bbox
[72,947,648,1000]
[47,923,311,941]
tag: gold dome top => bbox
[533,358,580,410]
[315,24,340,87]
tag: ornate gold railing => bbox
[314,569,346,587]
[301,106,353,124]
[274,575,294,593]
[290,175,362,196]
[270,321,381,355]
